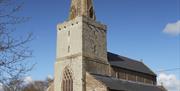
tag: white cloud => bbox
[0,83,4,91]
[23,76,33,85]
[163,20,180,36]
[157,73,180,91]
[47,74,53,80]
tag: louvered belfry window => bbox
[62,67,73,91]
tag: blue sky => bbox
[13,0,180,80]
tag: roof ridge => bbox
[108,52,141,63]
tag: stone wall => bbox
[55,56,85,91]
[55,16,109,91]
[57,17,83,59]
[86,73,107,91]
[84,57,110,76]
[82,17,107,63]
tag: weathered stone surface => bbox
[47,82,54,91]
[55,15,108,91]
[69,0,96,20]
[86,73,107,91]
[54,0,109,90]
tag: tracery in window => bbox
[61,67,73,91]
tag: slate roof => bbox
[93,74,165,91]
[107,52,156,76]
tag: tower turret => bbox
[69,0,96,20]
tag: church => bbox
[47,0,167,91]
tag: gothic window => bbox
[145,79,153,84]
[128,74,136,81]
[89,7,94,19]
[61,67,73,91]
[137,76,144,83]
[119,72,126,80]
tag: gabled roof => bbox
[107,52,156,76]
[93,74,165,91]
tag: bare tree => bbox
[22,81,49,91]
[0,0,33,90]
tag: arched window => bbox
[61,67,73,91]
[89,7,94,19]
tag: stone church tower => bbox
[54,0,110,91]
[47,0,167,91]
